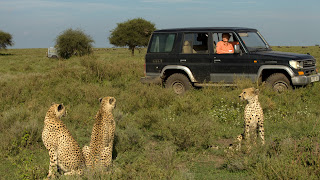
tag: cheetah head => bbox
[49,103,67,119]
[99,97,116,112]
[239,87,259,101]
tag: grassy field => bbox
[1,46,320,179]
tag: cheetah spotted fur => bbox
[237,87,265,149]
[83,97,116,169]
[42,103,85,178]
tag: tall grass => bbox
[1,46,320,179]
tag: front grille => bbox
[302,59,317,76]
[304,69,317,76]
[303,59,316,68]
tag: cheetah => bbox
[83,97,116,169]
[42,103,85,178]
[238,87,265,149]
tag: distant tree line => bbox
[1,18,155,58]
[55,18,155,59]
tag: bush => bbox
[55,28,94,59]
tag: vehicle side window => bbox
[149,33,176,53]
[182,33,208,54]
[212,32,240,54]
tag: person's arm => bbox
[230,41,239,46]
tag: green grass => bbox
[1,46,320,179]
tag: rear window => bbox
[149,33,176,53]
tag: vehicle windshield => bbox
[238,32,271,52]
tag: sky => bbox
[0,0,319,49]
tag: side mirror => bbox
[234,44,240,54]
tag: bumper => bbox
[291,73,320,86]
[140,76,162,84]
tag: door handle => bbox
[180,59,187,62]
[214,59,221,63]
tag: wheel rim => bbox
[172,82,185,94]
[273,82,288,93]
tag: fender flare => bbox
[161,65,197,82]
[257,65,295,79]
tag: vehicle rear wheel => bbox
[266,73,292,92]
[165,73,192,95]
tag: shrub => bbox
[55,28,94,59]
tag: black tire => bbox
[266,73,292,92]
[165,73,192,95]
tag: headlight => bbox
[289,60,303,69]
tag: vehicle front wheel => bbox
[165,73,192,95]
[266,73,292,92]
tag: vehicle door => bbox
[178,32,211,82]
[210,32,259,83]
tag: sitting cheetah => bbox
[83,97,116,169]
[42,103,85,178]
[237,87,265,149]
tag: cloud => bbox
[141,0,198,3]
[231,1,257,4]
[0,0,123,12]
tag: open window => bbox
[182,33,209,54]
[212,32,240,54]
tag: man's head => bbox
[222,33,230,42]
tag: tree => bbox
[0,30,14,50]
[109,18,156,56]
[55,28,94,59]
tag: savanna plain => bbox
[1,46,320,179]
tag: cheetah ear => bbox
[109,97,115,105]
[99,98,103,103]
[254,89,260,95]
[57,104,64,112]
[51,102,56,105]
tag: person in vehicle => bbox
[230,40,240,46]
[216,33,234,54]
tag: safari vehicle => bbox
[47,47,59,58]
[141,27,320,94]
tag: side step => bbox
[194,83,237,87]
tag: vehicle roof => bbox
[154,27,257,33]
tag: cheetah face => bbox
[239,87,259,101]
[49,103,67,119]
[99,97,116,111]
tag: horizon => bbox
[1,0,319,49]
